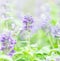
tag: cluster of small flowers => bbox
[0,33,16,56]
[23,15,34,32]
[20,16,34,41]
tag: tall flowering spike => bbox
[0,33,16,56]
[20,15,34,41]
[23,15,34,32]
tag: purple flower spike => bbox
[0,33,16,56]
[23,15,34,31]
[20,15,34,41]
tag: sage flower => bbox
[20,15,34,41]
[23,15,34,31]
[0,33,16,56]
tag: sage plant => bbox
[23,15,34,31]
[20,15,34,41]
[0,33,16,57]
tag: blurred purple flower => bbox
[23,15,34,31]
[50,25,60,38]
[0,33,16,56]
[20,15,34,41]
[40,13,51,29]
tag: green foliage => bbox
[0,2,60,61]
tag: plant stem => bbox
[48,34,54,48]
